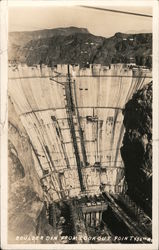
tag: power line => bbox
[80,5,152,18]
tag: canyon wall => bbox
[8,98,57,243]
[121,81,152,215]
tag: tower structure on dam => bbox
[8,63,152,203]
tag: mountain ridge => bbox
[9,27,152,68]
[9,27,90,46]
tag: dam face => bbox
[8,63,152,202]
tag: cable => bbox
[80,5,152,18]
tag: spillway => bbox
[8,63,152,203]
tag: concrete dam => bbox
[8,63,152,242]
[8,63,152,202]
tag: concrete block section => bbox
[8,63,152,200]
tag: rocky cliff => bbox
[8,97,56,243]
[9,27,152,67]
[121,82,152,214]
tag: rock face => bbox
[9,27,152,67]
[121,82,152,210]
[8,98,55,243]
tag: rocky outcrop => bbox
[94,32,152,67]
[121,82,152,212]
[9,27,152,67]
[8,97,56,243]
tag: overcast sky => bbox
[9,5,152,37]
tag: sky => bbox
[9,5,152,37]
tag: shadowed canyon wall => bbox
[121,82,152,215]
